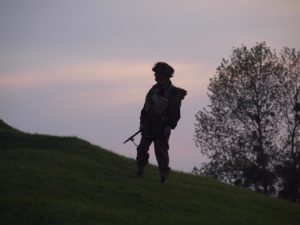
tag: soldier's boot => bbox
[136,166,144,178]
[160,170,170,183]
[160,176,167,183]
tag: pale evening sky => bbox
[0,0,299,172]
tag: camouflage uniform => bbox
[136,80,186,180]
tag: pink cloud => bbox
[0,60,214,105]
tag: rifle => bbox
[123,129,141,146]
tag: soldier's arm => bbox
[140,88,153,125]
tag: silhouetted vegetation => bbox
[194,42,300,202]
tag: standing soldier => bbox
[136,62,187,183]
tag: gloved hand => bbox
[139,123,145,131]
[164,126,171,136]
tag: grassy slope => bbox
[0,119,300,225]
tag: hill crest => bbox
[0,119,300,225]
[0,119,18,132]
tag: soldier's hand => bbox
[139,123,145,131]
[164,127,171,136]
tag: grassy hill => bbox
[1,119,300,225]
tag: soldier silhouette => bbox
[136,62,187,183]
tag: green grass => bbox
[0,119,300,225]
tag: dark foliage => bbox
[194,43,300,201]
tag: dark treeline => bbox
[194,42,300,202]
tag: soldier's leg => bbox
[154,135,170,182]
[136,136,152,176]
